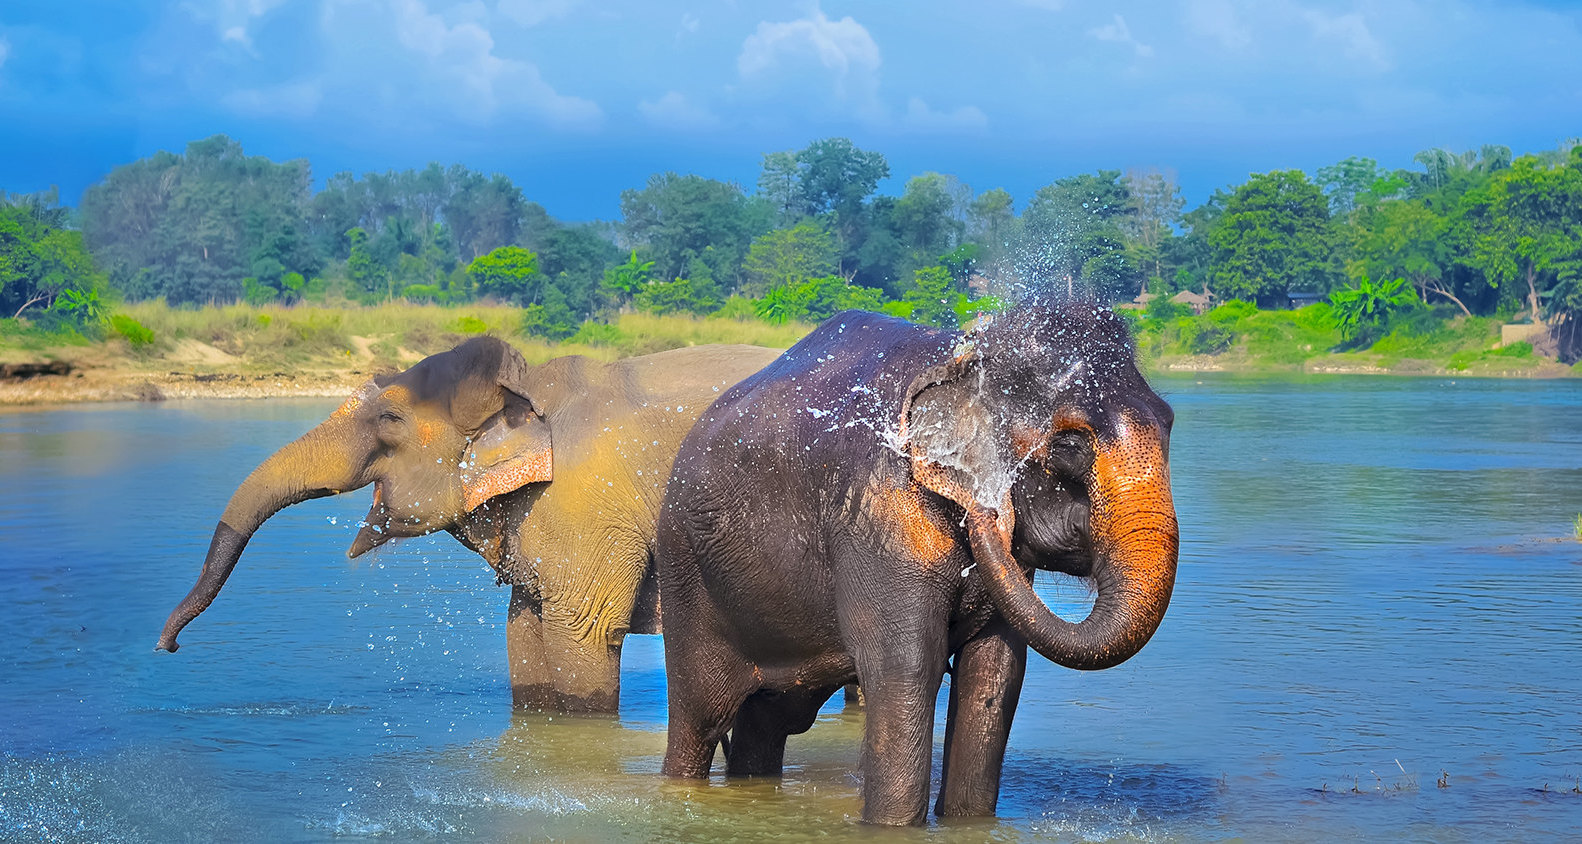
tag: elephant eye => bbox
[379,411,402,424]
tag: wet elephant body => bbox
[158,338,781,713]
[657,305,1179,825]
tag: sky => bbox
[1,0,1579,221]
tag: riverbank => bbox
[3,305,1577,407]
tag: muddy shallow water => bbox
[2,374,1580,841]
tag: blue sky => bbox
[2,0,1579,220]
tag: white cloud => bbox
[1186,0,1251,50]
[737,6,882,118]
[1088,13,1153,58]
[1299,7,1388,70]
[678,12,699,38]
[298,0,601,126]
[902,97,988,133]
[187,0,290,51]
[639,90,720,130]
[497,0,578,28]
[221,79,324,117]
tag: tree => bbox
[1122,168,1184,292]
[794,138,889,221]
[1317,156,1383,216]
[739,220,840,297]
[1021,171,1135,299]
[444,168,528,262]
[1207,170,1338,305]
[757,151,805,224]
[620,172,769,287]
[892,173,962,264]
[80,135,315,304]
[904,266,960,328]
[1456,154,1582,328]
[1330,276,1418,345]
[467,246,541,305]
[2,195,108,319]
[968,188,1016,254]
[753,275,886,324]
[1349,199,1465,314]
[520,277,578,339]
[600,250,654,309]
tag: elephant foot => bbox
[510,682,619,715]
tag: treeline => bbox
[3,134,1580,359]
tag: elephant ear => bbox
[461,392,553,512]
[899,341,1022,510]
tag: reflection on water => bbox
[1,376,1580,841]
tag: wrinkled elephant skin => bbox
[657,306,1179,824]
[158,337,780,713]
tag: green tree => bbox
[601,250,655,307]
[1317,156,1384,216]
[904,266,960,328]
[892,173,962,261]
[1208,170,1339,306]
[620,172,770,286]
[739,220,840,296]
[1121,168,1185,292]
[521,277,578,339]
[1021,170,1136,299]
[1456,154,1582,329]
[1349,199,1464,314]
[968,188,1015,250]
[1330,276,1418,345]
[467,246,541,305]
[757,151,805,224]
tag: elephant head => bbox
[900,303,1178,671]
[157,337,552,652]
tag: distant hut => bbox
[1287,291,1323,309]
[1170,290,1213,315]
[1116,292,1157,311]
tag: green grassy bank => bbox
[2,301,1577,386]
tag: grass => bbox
[4,301,818,372]
[4,300,1577,379]
[1573,513,1581,540]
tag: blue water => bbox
[1,375,1579,841]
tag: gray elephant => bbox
[158,337,780,712]
[657,305,1179,824]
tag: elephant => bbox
[655,304,1179,825]
[157,336,781,713]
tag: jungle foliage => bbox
[6,134,1582,362]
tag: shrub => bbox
[567,321,624,347]
[450,315,490,335]
[108,314,155,348]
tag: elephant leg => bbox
[506,586,558,710]
[725,686,832,778]
[849,602,950,825]
[537,599,623,714]
[935,618,1027,818]
[661,653,757,778]
[842,683,865,710]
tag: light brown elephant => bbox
[157,337,780,712]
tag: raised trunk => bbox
[156,418,367,652]
[966,428,1178,671]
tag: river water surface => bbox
[2,375,1579,841]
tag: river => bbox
[1,374,1579,841]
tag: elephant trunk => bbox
[156,417,368,652]
[968,422,1178,671]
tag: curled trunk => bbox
[967,427,1178,671]
[156,419,366,652]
